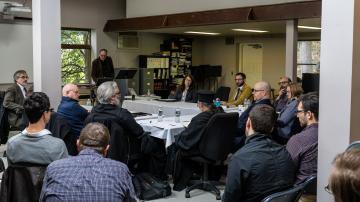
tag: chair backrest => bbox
[84,113,141,165]
[346,140,360,151]
[46,112,78,156]
[261,175,317,202]
[198,112,239,161]
[302,175,317,195]
[215,86,231,101]
[0,163,47,202]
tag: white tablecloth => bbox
[137,115,194,147]
[122,100,201,116]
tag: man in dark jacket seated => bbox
[84,81,166,176]
[223,104,295,202]
[57,83,89,139]
[171,90,224,191]
[234,81,273,150]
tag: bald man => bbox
[234,81,274,150]
[57,84,89,138]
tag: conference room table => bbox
[122,99,201,116]
[137,115,194,148]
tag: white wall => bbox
[126,0,315,18]
[194,36,286,90]
[0,23,33,84]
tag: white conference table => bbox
[122,99,201,116]
[137,115,194,148]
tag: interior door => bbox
[239,43,263,87]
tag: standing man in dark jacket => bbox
[3,70,29,130]
[91,49,115,83]
[57,84,89,138]
[223,104,295,202]
[235,81,273,149]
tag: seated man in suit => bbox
[40,122,136,202]
[223,104,295,202]
[6,92,68,165]
[234,81,273,150]
[3,70,29,130]
[57,83,89,138]
[221,72,252,107]
[172,90,224,191]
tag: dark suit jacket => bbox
[237,99,273,138]
[169,87,197,103]
[91,57,115,82]
[3,84,25,129]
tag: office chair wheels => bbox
[185,192,190,198]
[216,194,221,200]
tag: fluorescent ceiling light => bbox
[232,28,268,33]
[298,25,321,30]
[184,31,220,35]
[8,6,31,13]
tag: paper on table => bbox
[152,121,182,129]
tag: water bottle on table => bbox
[158,106,163,122]
[175,108,181,123]
[86,99,91,106]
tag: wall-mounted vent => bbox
[117,32,139,49]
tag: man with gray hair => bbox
[3,70,29,130]
[234,81,273,150]
[40,122,136,201]
[84,81,146,172]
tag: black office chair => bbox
[346,140,360,151]
[0,162,47,202]
[215,86,231,101]
[185,112,239,200]
[262,175,317,202]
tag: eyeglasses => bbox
[47,108,54,112]
[235,78,244,81]
[278,81,288,85]
[252,89,264,93]
[324,184,332,194]
[295,109,306,114]
[19,76,28,79]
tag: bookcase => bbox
[139,55,170,97]
[161,38,192,86]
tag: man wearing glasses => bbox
[234,81,273,150]
[57,84,89,139]
[286,92,319,202]
[91,48,115,83]
[274,76,292,113]
[221,72,252,107]
[3,70,29,130]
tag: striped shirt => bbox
[286,123,318,184]
[40,148,136,202]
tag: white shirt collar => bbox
[17,83,26,97]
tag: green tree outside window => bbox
[61,29,91,84]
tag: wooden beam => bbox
[104,1,321,32]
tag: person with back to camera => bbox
[6,92,68,165]
[168,74,197,103]
[328,149,360,202]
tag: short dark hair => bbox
[330,149,360,202]
[298,92,319,120]
[13,70,27,82]
[79,123,110,153]
[24,92,50,123]
[235,72,246,80]
[99,48,108,53]
[249,104,276,134]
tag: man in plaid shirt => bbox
[40,122,137,202]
